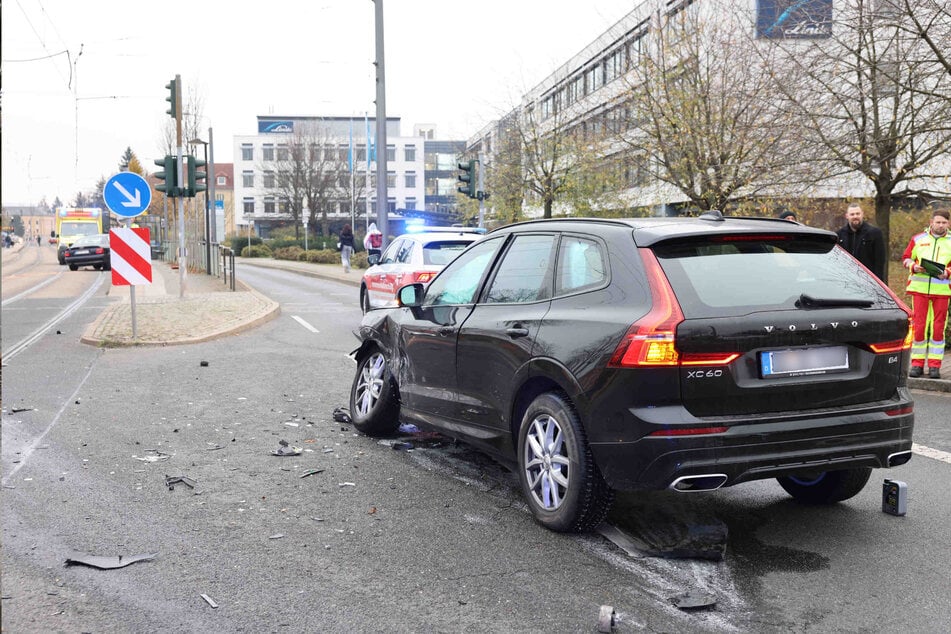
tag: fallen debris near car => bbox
[165,475,197,491]
[200,593,219,609]
[670,591,717,610]
[332,407,352,423]
[299,469,325,479]
[65,552,156,570]
[597,605,616,632]
[133,450,171,463]
[271,439,302,457]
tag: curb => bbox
[907,376,951,393]
[240,258,363,288]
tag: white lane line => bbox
[3,273,105,362]
[291,315,320,333]
[1,272,64,307]
[912,443,951,465]
[2,352,100,486]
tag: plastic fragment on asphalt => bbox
[597,524,648,559]
[299,469,325,479]
[398,423,419,433]
[10,407,34,413]
[269,534,284,540]
[597,605,616,632]
[133,451,171,463]
[670,591,717,610]
[200,361,209,367]
[392,442,414,451]
[339,482,356,487]
[65,552,157,570]
[332,407,352,423]
[272,440,302,457]
[200,594,219,609]
[165,475,197,491]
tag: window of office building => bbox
[386,145,396,162]
[241,145,254,161]
[338,145,349,162]
[277,145,289,161]
[243,198,255,215]
[386,172,396,188]
[264,198,275,214]
[263,145,274,161]
[404,146,416,162]
[405,199,417,211]
[356,145,367,163]
[242,171,254,187]
[405,172,416,188]
[279,199,289,214]
[263,171,275,188]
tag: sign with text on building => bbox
[110,227,152,286]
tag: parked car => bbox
[359,227,484,313]
[63,234,111,271]
[348,213,915,533]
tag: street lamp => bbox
[302,205,309,251]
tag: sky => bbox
[1,0,637,207]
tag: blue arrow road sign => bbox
[104,172,152,218]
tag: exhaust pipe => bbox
[887,450,912,467]
[669,474,728,492]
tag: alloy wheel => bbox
[354,352,386,417]
[523,414,570,510]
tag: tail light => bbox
[414,271,436,284]
[609,249,738,369]
[648,426,729,437]
[94,247,105,254]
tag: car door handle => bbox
[506,327,530,338]
[438,327,456,337]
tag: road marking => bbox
[291,315,319,333]
[912,443,951,465]
[2,352,100,486]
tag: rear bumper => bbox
[589,397,914,491]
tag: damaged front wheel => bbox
[349,349,400,436]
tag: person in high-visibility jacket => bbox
[901,209,951,379]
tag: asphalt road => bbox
[2,257,949,633]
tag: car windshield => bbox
[61,222,100,237]
[653,235,897,318]
[422,240,474,266]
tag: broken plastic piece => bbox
[65,552,156,570]
[200,361,209,367]
[332,407,352,423]
[10,407,34,413]
[272,439,302,457]
[597,605,616,633]
[299,469,325,479]
[200,593,218,609]
[269,534,285,540]
[392,442,414,451]
[134,451,171,463]
[165,475,197,491]
[398,423,419,433]
[670,591,717,610]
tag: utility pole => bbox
[374,0,388,250]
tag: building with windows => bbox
[232,116,428,237]
[423,139,465,218]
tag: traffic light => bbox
[165,77,179,119]
[457,159,477,199]
[185,155,207,197]
[154,155,180,197]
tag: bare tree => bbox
[261,122,338,239]
[769,0,951,271]
[896,0,951,86]
[619,5,804,213]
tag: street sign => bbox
[104,172,152,218]
[110,227,152,286]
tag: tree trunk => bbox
[544,197,553,219]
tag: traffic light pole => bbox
[478,152,485,229]
[374,0,389,250]
[171,75,187,297]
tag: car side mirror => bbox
[397,283,425,308]
[367,253,380,265]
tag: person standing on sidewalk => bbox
[837,202,886,282]
[902,209,951,379]
[339,224,355,273]
[364,222,383,260]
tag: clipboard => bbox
[920,258,948,278]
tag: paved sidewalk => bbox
[78,255,951,392]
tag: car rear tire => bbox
[68,264,78,271]
[777,467,872,504]
[517,392,614,533]
[93,264,102,270]
[349,348,400,436]
[360,287,371,314]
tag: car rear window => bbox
[423,240,474,266]
[651,235,897,318]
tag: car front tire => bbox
[360,287,371,314]
[517,392,614,533]
[349,348,400,436]
[777,467,872,504]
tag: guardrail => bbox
[219,246,236,291]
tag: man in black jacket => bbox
[836,202,887,282]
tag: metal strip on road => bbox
[2,273,105,362]
[912,443,951,465]
[291,315,320,333]
[1,272,64,307]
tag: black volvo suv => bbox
[349,214,914,532]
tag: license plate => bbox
[74,249,89,255]
[760,346,849,378]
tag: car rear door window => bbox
[380,240,403,265]
[484,235,556,304]
[653,236,896,318]
[555,236,607,296]
[423,241,474,266]
[396,240,415,264]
